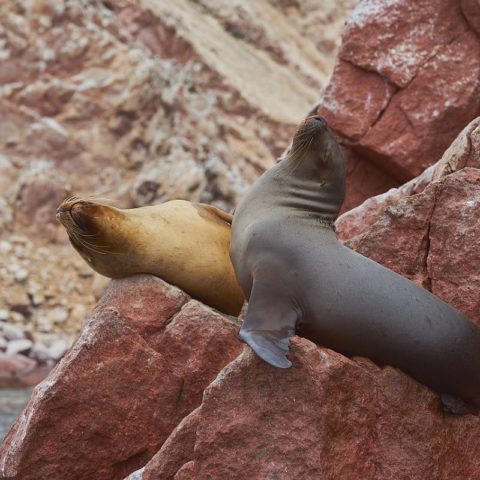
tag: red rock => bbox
[142,408,199,480]
[358,31,480,180]
[153,338,480,480]
[316,0,480,206]
[0,275,243,480]
[336,117,480,242]
[340,147,399,214]
[148,302,243,417]
[426,169,480,324]
[0,310,183,480]
[174,461,196,479]
[340,0,468,87]
[318,60,395,141]
[462,0,480,36]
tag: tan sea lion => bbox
[230,114,480,407]
[57,197,244,316]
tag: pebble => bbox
[1,324,25,341]
[0,240,12,254]
[48,339,69,361]
[6,339,33,355]
[31,339,69,363]
[0,309,9,321]
[35,316,53,333]
[48,307,69,324]
[30,343,50,363]
[10,312,25,324]
[3,285,30,311]
[14,268,29,282]
[0,336,7,351]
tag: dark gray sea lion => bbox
[230,115,480,406]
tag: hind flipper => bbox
[240,280,299,368]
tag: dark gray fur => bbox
[230,116,480,405]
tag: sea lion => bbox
[230,115,480,406]
[57,197,244,316]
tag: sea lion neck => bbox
[272,142,346,222]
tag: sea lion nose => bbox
[312,115,326,125]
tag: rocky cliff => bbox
[0,0,354,380]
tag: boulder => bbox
[142,338,480,480]
[336,117,480,241]
[318,0,480,204]
[0,275,243,480]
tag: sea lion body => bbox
[57,198,244,315]
[231,116,480,405]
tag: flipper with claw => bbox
[239,280,299,368]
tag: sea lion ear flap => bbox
[194,203,233,225]
[239,281,299,368]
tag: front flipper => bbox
[239,281,299,368]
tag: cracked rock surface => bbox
[317,0,480,212]
[0,275,243,480]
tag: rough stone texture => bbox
[461,0,480,36]
[336,117,480,242]
[0,275,243,480]
[142,408,200,480]
[0,0,354,360]
[318,0,480,190]
[145,338,480,480]
[341,147,399,214]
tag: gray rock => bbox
[47,339,69,361]
[1,324,26,341]
[6,339,33,355]
[123,467,144,480]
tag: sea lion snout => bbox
[69,202,99,235]
[310,115,326,125]
[56,198,100,236]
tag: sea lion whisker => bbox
[70,234,111,255]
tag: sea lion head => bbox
[281,115,346,218]
[56,196,128,275]
[288,115,343,172]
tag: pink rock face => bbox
[462,0,480,36]
[142,408,199,480]
[336,117,480,242]
[317,0,480,202]
[145,339,480,480]
[0,275,243,480]
[340,147,399,214]
[341,0,468,87]
[358,31,480,180]
[319,60,395,141]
